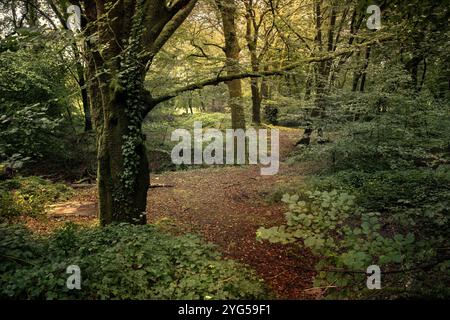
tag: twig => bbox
[1,254,36,266]
[149,184,175,189]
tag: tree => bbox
[243,0,275,124]
[69,0,384,225]
[75,0,197,225]
[45,0,93,131]
[0,0,93,132]
[216,0,246,130]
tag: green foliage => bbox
[0,34,91,176]
[265,97,314,128]
[0,43,71,165]
[266,90,450,298]
[0,223,267,300]
[144,112,231,172]
[0,176,73,221]
[291,93,450,173]
[266,91,450,299]
[265,184,299,204]
[258,188,449,299]
[264,104,279,125]
[309,167,450,219]
[0,103,62,162]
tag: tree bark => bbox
[406,55,424,90]
[245,0,261,125]
[83,2,149,225]
[250,77,261,124]
[26,0,39,27]
[217,0,245,130]
[359,46,372,92]
[352,71,361,92]
[75,61,92,131]
[260,64,270,100]
[81,0,197,225]
[418,58,427,92]
[313,0,331,117]
[95,79,149,225]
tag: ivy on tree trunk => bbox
[80,0,197,225]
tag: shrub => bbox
[0,223,267,300]
[289,91,450,172]
[0,176,74,221]
[257,188,449,299]
[0,43,72,165]
[264,104,279,125]
[308,167,450,214]
[0,35,92,176]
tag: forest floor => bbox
[26,127,325,299]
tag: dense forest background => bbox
[0,0,449,300]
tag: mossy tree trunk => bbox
[93,70,150,225]
[81,0,197,225]
[217,0,246,130]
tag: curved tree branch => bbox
[146,35,393,114]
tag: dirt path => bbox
[45,127,320,299]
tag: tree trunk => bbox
[250,77,261,124]
[198,91,206,112]
[313,1,337,117]
[90,67,150,226]
[359,46,372,92]
[76,61,92,131]
[352,71,361,92]
[406,55,423,90]
[418,58,427,92]
[312,1,326,117]
[188,93,194,114]
[217,0,245,130]
[95,98,149,225]
[26,0,38,27]
[249,52,261,124]
[304,69,312,100]
[260,65,270,100]
[245,0,262,125]
[228,77,246,130]
[83,1,152,225]
[78,0,198,226]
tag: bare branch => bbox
[147,35,393,112]
[143,0,198,61]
